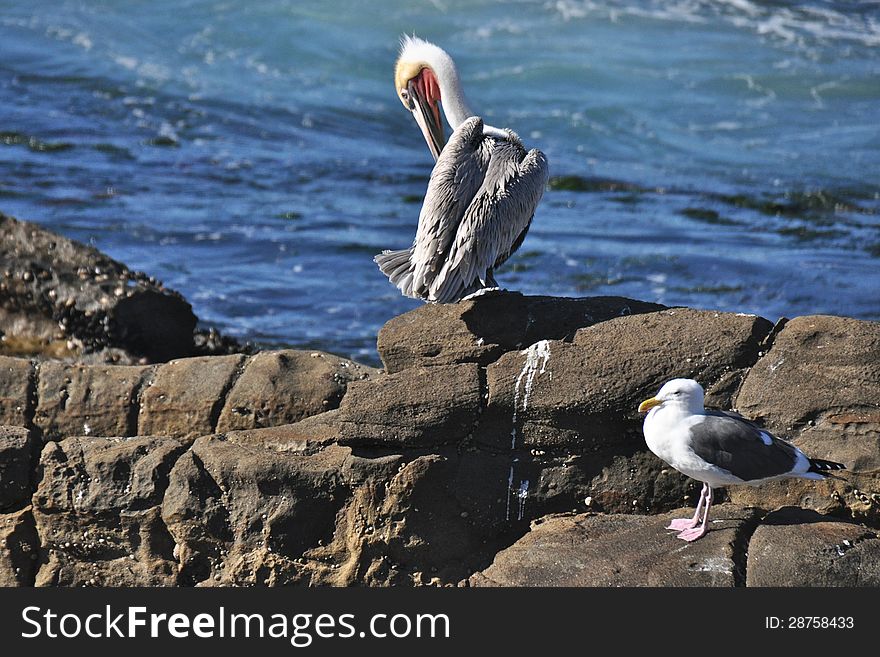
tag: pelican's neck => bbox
[430,52,506,139]
[432,59,472,129]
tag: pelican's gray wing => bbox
[410,116,491,298]
[376,115,548,303]
[430,133,548,302]
[376,116,489,300]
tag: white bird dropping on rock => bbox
[511,339,551,448]
[638,378,845,542]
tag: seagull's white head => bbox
[638,378,705,415]
[393,35,476,161]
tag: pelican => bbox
[375,36,549,303]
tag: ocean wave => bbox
[547,0,880,48]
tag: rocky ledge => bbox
[0,212,245,363]
[0,216,878,587]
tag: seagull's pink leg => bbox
[666,483,708,531]
[677,486,712,541]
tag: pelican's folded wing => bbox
[409,116,490,298]
[430,137,548,302]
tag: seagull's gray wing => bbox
[688,411,799,482]
[409,116,491,299]
[429,130,549,302]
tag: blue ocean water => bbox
[1,0,878,364]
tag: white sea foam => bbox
[548,0,880,47]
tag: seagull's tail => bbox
[375,247,417,298]
[807,457,846,477]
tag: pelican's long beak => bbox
[407,77,446,161]
[638,397,662,413]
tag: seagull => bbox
[638,378,845,542]
[375,35,549,303]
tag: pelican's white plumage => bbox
[375,36,548,303]
[639,378,845,541]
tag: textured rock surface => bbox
[746,508,880,586]
[32,435,190,586]
[0,425,33,509]
[160,425,512,587]
[223,410,343,451]
[161,432,351,586]
[471,505,759,587]
[138,354,245,440]
[737,315,880,430]
[336,363,482,448]
[0,277,875,587]
[0,356,34,427]
[0,349,375,444]
[377,293,665,373]
[523,451,699,516]
[0,507,38,586]
[215,349,376,433]
[34,361,152,443]
[0,211,198,362]
[732,315,880,520]
[480,308,773,451]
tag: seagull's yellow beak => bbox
[638,397,662,413]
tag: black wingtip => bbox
[807,458,846,475]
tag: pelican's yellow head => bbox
[394,35,450,160]
[394,59,426,106]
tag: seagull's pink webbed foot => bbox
[667,518,698,531]
[666,483,708,533]
[676,526,708,542]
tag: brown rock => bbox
[223,410,342,453]
[2,296,874,590]
[216,349,376,433]
[161,424,516,587]
[161,431,352,587]
[732,315,880,520]
[480,308,773,449]
[0,355,34,427]
[33,361,152,442]
[746,508,880,586]
[726,475,845,518]
[471,505,758,587]
[335,363,482,448]
[0,507,38,586]
[139,354,245,439]
[35,507,178,587]
[0,425,33,509]
[737,315,880,429]
[534,450,697,515]
[32,435,190,586]
[357,451,504,582]
[377,292,665,373]
[0,211,198,362]
[436,447,695,522]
